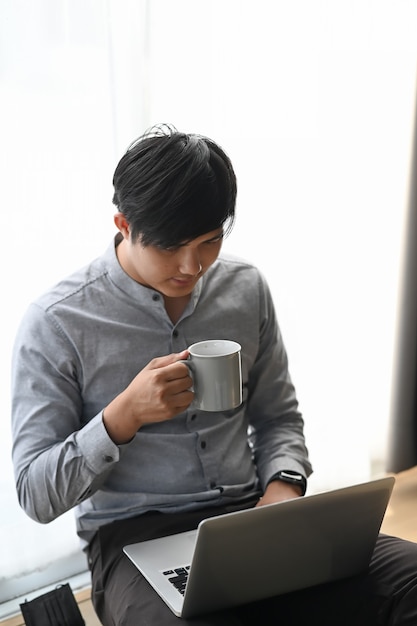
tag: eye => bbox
[156,243,181,253]
[204,234,224,245]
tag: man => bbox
[11,124,417,624]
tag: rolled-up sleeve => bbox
[246,273,313,490]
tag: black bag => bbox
[19,583,85,626]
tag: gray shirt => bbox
[11,235,312,547]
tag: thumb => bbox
[147,350,190,370]
[174,349,190,361]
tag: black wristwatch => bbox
[270,470,307,495]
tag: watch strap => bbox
[269,470,307,495]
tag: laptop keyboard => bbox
[163,565,191,595]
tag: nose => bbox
[178,248,202,276]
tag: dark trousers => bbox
[87,503,417,625]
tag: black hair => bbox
[112,123,237,247]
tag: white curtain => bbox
[0,0,149,606]
[1,0,417,612]
[145,0,417,489]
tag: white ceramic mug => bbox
[182,340,243,412]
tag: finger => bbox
[147,350,190,371]
[165,360,192,381]
[172,349,190,361]
[167,372,194,394]
[172,389,194,411]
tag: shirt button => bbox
[201,441,206,449]
[173,329,179,338]
[103,455,113,463]
[152,294,160,301]
[191,414,197,420]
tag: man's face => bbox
[116,218,223,298]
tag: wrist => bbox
[268,470,307,496]
[102,393,139,444]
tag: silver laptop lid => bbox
[124,477,395,618]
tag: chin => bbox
[164,282,195,297]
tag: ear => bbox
[114,212,131,239]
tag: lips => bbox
[171,277,195,286]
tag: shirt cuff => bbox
[76,412,120,474]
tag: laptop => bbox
[123,476,394,618]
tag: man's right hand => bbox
[102,350,193,444]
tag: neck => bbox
[163,294,191,324]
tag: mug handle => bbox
[178,359,195,391]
